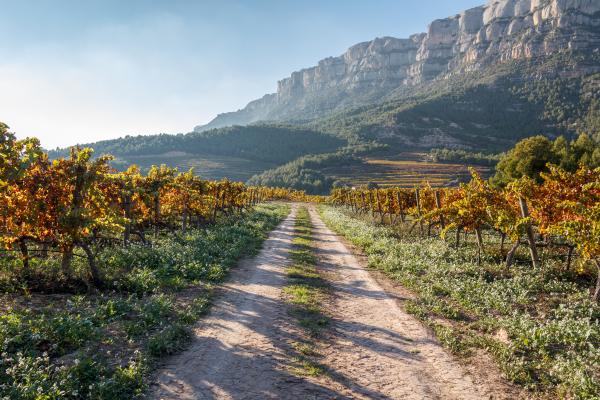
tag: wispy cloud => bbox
[1,10,273,148]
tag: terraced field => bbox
[323,153,492,188]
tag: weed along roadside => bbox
[283,206,329,377]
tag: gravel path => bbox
[151,205,497,399]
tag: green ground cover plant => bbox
[0,203,289,400]
[319,205,600,399]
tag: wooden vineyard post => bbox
[154,193,161,239]
[375,189,384,223]
[346,192,350,210]
[434,191,445,231]
[220,188,228,215]
[396,191,405,222]
[182,203,188,233]
[211,188,219,223]
[360,192,366,214]
[123,193,132,247]
[415,188,423,235]
[519,197,540,268]
[387,191,394,224]
[373,189,378,215]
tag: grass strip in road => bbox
[283,207,328,377]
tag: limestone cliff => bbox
[195,0,600,132]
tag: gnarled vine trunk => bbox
[506,240,520,268]
[455,227,462,248]
[594,259,600,303]
[475,227,484,266]
[18,238,29,277]
[61,245,74,279]
[519,197,540,268]
[79,241,101,287]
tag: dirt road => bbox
[151,205,496,399]
[306,207,496,399]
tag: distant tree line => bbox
[492,132,600,186]
[49,125,345,165]
[428,148,502,166]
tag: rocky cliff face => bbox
[195,0,600,132]
[277,34,425,100]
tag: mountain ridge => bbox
[195,0,600,132]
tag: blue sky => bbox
[1,0,484,148]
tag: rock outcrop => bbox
[277,35,424,99]
[195,0,600,132]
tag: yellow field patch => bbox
[323,153,491,188]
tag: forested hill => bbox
[49,125,344,164]
[307,54,600,152]
[49,125,346,182]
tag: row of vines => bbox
[330,166,600,301]
[0,129,304,287]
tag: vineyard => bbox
[5,0,600,396]
[2,124,600,399]
[322,165,600,398]
[0,128,306,398]
[0,127,308,290]
[322,153,492,188]
[330,166,600,301]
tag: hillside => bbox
[310,53,600,151]
[49,125,345,181]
